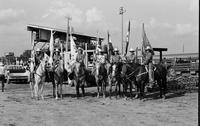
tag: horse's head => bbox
[121,63,128,78]
[74,62,82,76]
[39,59,47,73]
[95,63,101,76]
[112,63,118,77]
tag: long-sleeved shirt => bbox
[127,54,136,63]
[110,55,121,64]
[143,52,153,65]
[76,53,85,64]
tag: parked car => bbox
[4,65,30,83]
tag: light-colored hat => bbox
[145,46,151,50]
[36,48,41,52]
[0,62,3,66]
[55,48,60,52]
[129,48,135,52]
[99,49,103,52]
[114,48,118,52]
[78,47,83,51]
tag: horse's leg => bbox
[109,78,112,99]
[163,78,167,99]
[34,79,39,100]
[140,81,145,100]
[52,80,56,98]
[1,80,4,92]
[51,73,56,98]
[55,81,59,100]
[60,81,63,99]
[122,80,125,97]
[103,79,106,99]
[158,80,163,98]
[81,83,85,97]
[39,80,45,100]
[129,81,133,99]
[76,81,80,98]
[118,81,121,97]
[114,81,118,99]
[29,81,34,98]
[96,79,100,98]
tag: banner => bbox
[70,34,77,62]
[142,23,154,58]
[124,20,131,56]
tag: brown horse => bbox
[71,62,86,98]
[95,63,108,98]
[53,60,65,99]
[121,63,139,98]
[121,63,168,100]
[108,63,123,99]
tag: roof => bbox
[27,24,104,42]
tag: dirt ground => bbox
[0,83,198,126]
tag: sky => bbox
[0,0,199,56]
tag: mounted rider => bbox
[34,48,44,71]
[127,48,136,63]
[110,48,121,64]
[75,47,86,69]
[143,46,154,86]
[53,48,62,69]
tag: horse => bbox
[71,62,86,98]
[122,63,168,100]
[31,58,48,100]
[108,62,123,99]
[95,63,108,98]
[52,60,66,99]
[121,63,140,98]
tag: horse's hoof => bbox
[134,95,139,99]
[103,95,106,99]
[41,96,44,100]
[97,95,100,98]
[162,95,166,100]
[124,97,128,100]
[55,97,59,100]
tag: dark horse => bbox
[121,63,168,99]
[94,63,108,98]
[108,62,123,99]
[46,59,67,100]
[71,62,86,98]
[121,63,139,98]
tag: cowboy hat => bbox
[55,48,60,52]
[129,48,135,52]
[0,62,3,66]
[114,48,118,52]
[78,47,83,51]
[36,48,41,52]
[145,46,151,50]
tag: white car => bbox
[4,65,30,83]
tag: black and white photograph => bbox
[0,0,199,126]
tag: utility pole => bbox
[65,16,72,52]
[119,7,126,54]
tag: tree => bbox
[19,50,31,62]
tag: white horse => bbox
[30,53,49,100]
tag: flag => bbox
[95,31,101,53]
[124,20,131,56]
[142,23,154,58]
[70,34,77,62]
[49,30,54,65]
[135,47,138,63]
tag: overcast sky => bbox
[0,0,199,56]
